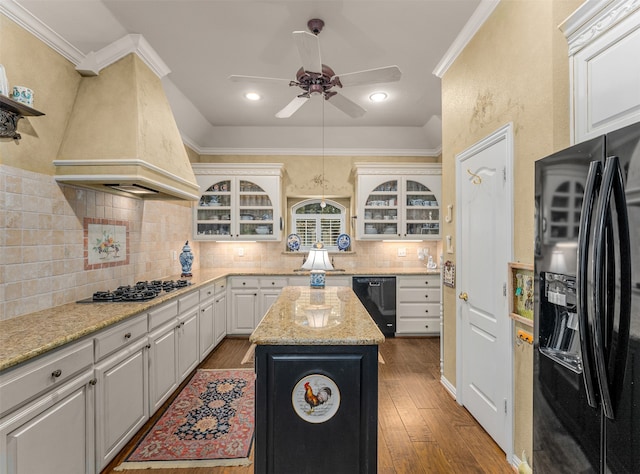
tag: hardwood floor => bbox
[102,337,514,474]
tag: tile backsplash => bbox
[1,165,441,321]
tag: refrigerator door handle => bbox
[576,160,602,409]
[592,155,631,420]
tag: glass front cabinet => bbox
[353,163,442,240]
[192,164,283,241]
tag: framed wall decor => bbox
[84,218,130,270]
[443,260,455,288]
[508,262,534,326]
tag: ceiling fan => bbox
[229,19,402,119]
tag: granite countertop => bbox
[250,286,385,346]
[0,266,436,372]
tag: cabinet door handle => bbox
[242,282,246,286]
[51,369,62,378]
[89,378,97,386]
[124,332,131,339]
[207,291,212,296]
[145,344,151,349]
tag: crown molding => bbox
[191,146,441,157]
[561,0,640,55]
[1,0,85,64]
[1,2,169,78]
[432,0,501,78]
[75,34,171,78]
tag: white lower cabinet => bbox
[0,339,95,474]
[397,275,441,335]
[147,300,179,413]
[214,280,227,345]
[198,284,216,361]
[94,337,148,471]
[229,276,289,334]
[177,308,199,380]
[229,277,260,334]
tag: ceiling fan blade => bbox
[228,75,290,84]
[276,95,309,118]
[292,31,322,74]
[326,92,366,118]
[334,66,402,87]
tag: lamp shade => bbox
[301,242,334,271]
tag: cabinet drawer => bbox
[199,284,215,301]
[214,279,226,295]
[0,339,94,416]
[397,318,440,334]
[398,302,440,318]
[398,288,440,303]
[259,277,288,289]
[94,313,147,362]
[230,278,259,289]
[398,275,440,288]
[148,300,178,330]
[178,290,200,313]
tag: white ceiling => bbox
[7,0,491,156]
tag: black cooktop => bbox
[77,280,191,303]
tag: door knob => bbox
[458,292,468,301]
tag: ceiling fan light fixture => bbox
[245,92,261,101]
[369,92,388,102]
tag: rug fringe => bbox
[114,458,252,470]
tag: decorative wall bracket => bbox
[0,95,44,140]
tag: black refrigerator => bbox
[534,120,640,473]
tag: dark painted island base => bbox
[254,344,379,474]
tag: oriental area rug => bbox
[115,369,255,470]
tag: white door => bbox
[456,124,513,456]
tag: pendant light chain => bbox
[321,98,326,209]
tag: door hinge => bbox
[503,283,507,297]
[504,398,508,413]
[503,167,506,183]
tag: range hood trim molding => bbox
[54,158,200,189]
[54,159,200,201]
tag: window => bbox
[292,199,346,251]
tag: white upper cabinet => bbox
[563,0,640,143]
[192,164,284,241]
[353,163,442,240]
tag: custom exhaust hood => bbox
[54,52,199,201]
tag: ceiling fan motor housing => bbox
[295,64,341,96]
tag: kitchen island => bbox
[250,286,385,474]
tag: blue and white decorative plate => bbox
[287,233,301,251]
[336,233,351,251]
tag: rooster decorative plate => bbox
[287,233,301,251]
[292,374,340,424]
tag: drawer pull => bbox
[207,291,212,296]
[425,281,429,285]
[51,369,62,378]
[242,282,246,286]
[424,294,429,299]
[425,309,429,313]
[202,308,206,312]
[124,332,132,339]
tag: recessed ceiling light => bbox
[369,92,388,102]
[245,92,261,101]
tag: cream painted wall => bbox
[440,0,581,461]
[0,16,80,172]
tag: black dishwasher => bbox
[352,276,396,336]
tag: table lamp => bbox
[301,242,334,288]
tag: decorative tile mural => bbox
[84,218,129,270]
